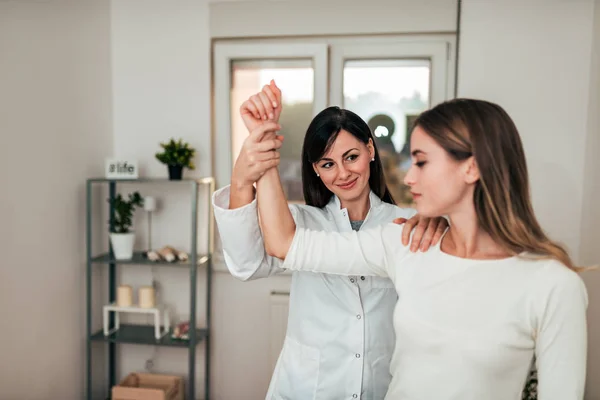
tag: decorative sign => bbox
[105,159,139,179]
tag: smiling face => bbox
[403,125,479,218]
[313,129,375,206]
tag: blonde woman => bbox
[254,98,589,399]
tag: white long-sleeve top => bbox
[281,223,588,400]
[212,186,416,400]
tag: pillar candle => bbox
[138,286,155,308]
[117,285,133,307]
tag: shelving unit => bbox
[85,177,215,400]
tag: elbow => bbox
[228,268,255,282]
[264,233,294,260]
[265,242,287,260]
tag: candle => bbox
[117,285,133,307]
[138,286,155,308]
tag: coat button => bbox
[353,395,358,399]
[360,276,365,281]
[355,353,361,358]
[356,315,361,320]
[350,278,355,283]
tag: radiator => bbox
[269,291,290,371]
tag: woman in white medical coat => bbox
[213,81,447,399]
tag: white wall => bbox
[458,0,594,257]
[0,1,113,399]
[209,0,457,38]
[581,0,600,398]
[458,0,600,398]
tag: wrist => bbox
[231,178,254,192]
[229,181,256,210]
[262,167,278,178]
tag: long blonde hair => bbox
[414,98,584,272]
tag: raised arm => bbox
[534,264,588,399]
[214,81,287,280]
[255,150,407,279]
[256,164,296,258]
[213,122,285,281]
[230,80,283,210]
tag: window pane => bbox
[343,59,430,206]
[231,60,314,202]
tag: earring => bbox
[371,157,375,162]
[316,173,320,177]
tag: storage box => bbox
[111,373,184,400]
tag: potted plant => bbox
[108,191,144,260]
[155,138,196,180]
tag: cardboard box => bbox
[111,373,184,400]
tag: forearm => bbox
[229,181,255,210]
[256,167,296,258]
[282,225,396,277]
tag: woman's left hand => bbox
[392,215,449,252]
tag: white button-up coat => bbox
[212,185,415,400]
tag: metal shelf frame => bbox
[85,177,215,400]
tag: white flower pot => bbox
[109,232,136,260]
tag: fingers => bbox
[252,146,281,165]
[250,94,268,121]
[269,80,283,121]
[401,214,420,247]
[258,91,274,120]
[418,218,438,252]
[255,137,283,153]
[253,148,281,162]
[249,88,276,121]
[255,157,281,181]
[249,121,281,142]
[240,99,261,120]
[260,158,281,175]
[431,217,449,246]
[270,80,282,103]
[262,84,278,110]
[243,142,279,162]
[409,216,430,252]
[244,80,282,124]
[243,126,283,166]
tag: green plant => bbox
[108,192,144,233]
[155,138,196,170]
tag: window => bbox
[214,36,455,205]
[230,60,315,201]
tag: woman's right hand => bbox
[231,121,284,190]
[239,80,282,133]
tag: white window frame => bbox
[329,41,452,108]
[212,35,456,188]
[213,43,328,188]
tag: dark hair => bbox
[301,106,395,208]
[414,98,579,271]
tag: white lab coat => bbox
[212,186,416,400]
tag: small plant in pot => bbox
[108,191,144,260]
[155,138,196,180]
